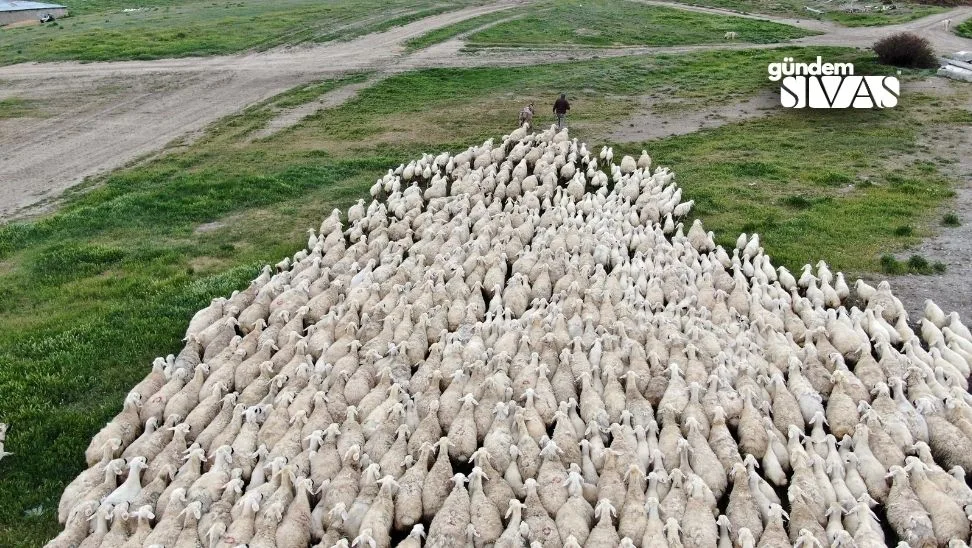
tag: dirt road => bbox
[0,1,969,219]
[0,1,526,219]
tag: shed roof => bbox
[0,0,66,11]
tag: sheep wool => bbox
[50,126,972,548]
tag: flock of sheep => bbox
[49,125,972,548]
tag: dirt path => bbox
[0,0,969,219]
[0,1,527,219]
[607,90,779,142]
[795,5,972,51]
[880,80,972,322]
[632,0,839,32]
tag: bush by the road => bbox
[873,32,939,68]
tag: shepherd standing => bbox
[553,93,570,129]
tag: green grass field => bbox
[462,0,815,48]
[623,108,960,269]
[957,17,972,38]
[0,97,43,118]
[403,8,518,51]
[0,0,470,65]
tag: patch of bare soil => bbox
[2,19,41,29]
[608,90,779,142]
[194,221,227,234]
[882,121,972,322]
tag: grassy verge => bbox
[464,0,815,47]
[268,72,374,110]
[958,18,972,38]
[0,98,42,119]
[0,48,964,545]
[403,8,520,51]
[0,0,471,65]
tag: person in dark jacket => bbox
[553,93,570,129]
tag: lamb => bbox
[681,476,718,548]
[248,500,285,548]
[58,437,122,524]
[140,368,190,423]
[275,476,315,548]
[724,31,738,39]
[76,502,112,548]
[47,500,100,548]
[142,487,189,547]
[523,477,562,548]
[357,475,398,548]
[468,466,503,547]
[123,504,156,548]
[884,465,935,546]
[426,474,471,548]
[907,459,970,544]
[86,393,142,465]
[221,491,263,546]
[102,455,148,507]
[586,499,621,547]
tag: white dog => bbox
[943,19,951,32]
[724,31,738,40]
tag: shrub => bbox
[873,32,938,69]
[943,213,961,226]
[812,171,853,187]
[783,195,813,209]
[880,254,903,274]
[881,253,946,274]
[907,254,929,271]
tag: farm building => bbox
[0,0,66,25]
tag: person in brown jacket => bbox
[553,93,570,129]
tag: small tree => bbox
[873,32,938,68]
